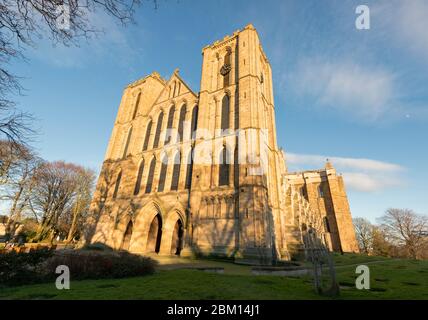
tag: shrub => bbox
[20,218,39,242]
[0,248,157,287]
[80,242,114,252]
[41,250,157,281]
[0,248,54,287]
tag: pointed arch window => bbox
[170,152,181,191]
[132,92,141,120]
[165,106,175,145]
[177,105,186,143]
[234,146,239,187]
[134,159,145,195]
[190,105,198,140]
[324,217,331,233]
[157,154,168,192]
[142,120,152,151]
[121,221,133,251]
[185,148,193,190]
[153,112,164,148]
[221,94,230,131]
[219,146,230,186]
[113,170,122,199]
[318,185,324,198]
[145,158,156,194]
[123,127,133,158]
[222,48,232,87]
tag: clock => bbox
[220,63,232,76]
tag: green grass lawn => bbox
[330,252,389,265]
[1,254,427,300]
[334,257,428,299]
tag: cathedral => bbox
[86,24,359,264]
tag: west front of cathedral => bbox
[85,24,359,264]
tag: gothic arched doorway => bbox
[121,221,133,251]
[170,219,183,255]
[147,214,162,253]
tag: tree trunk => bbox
[6,180,26,236]
[66,202,81,243]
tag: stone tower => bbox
[85,24,358,265]
[187,24,287,264]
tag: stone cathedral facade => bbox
[86,24,359,264]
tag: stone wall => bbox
[85,24,359,265]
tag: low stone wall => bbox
[0,243,76,254]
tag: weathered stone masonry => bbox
[85,24,359,264]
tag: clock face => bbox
[220,63,232,76]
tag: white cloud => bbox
[273,1,428,125]
[399,1,428,57]
[30,10,141,68]
[286,152,405,192]
[375,0,428,61]
[287,153,404,172]
[341,172,402,193]
[293,59,397,121]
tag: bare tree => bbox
[1,0,159,147]
[63,167,95,242]
[29,160,94,242]
[353,217,374,254]
[0,104,35,149]
[1,154,95,242]
[378,208,428,259]
[1,143,41,237]
[1,1,143,49]
[370,226,392,257]
[0,139,31,185]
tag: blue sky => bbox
[10,0,428,222]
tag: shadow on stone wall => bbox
[303,226,340,297]
[188,191,278,266]
[82,165,114,246]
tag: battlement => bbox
[202,23,258,52]
[126,71,167,89]
[88,24,359,264]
